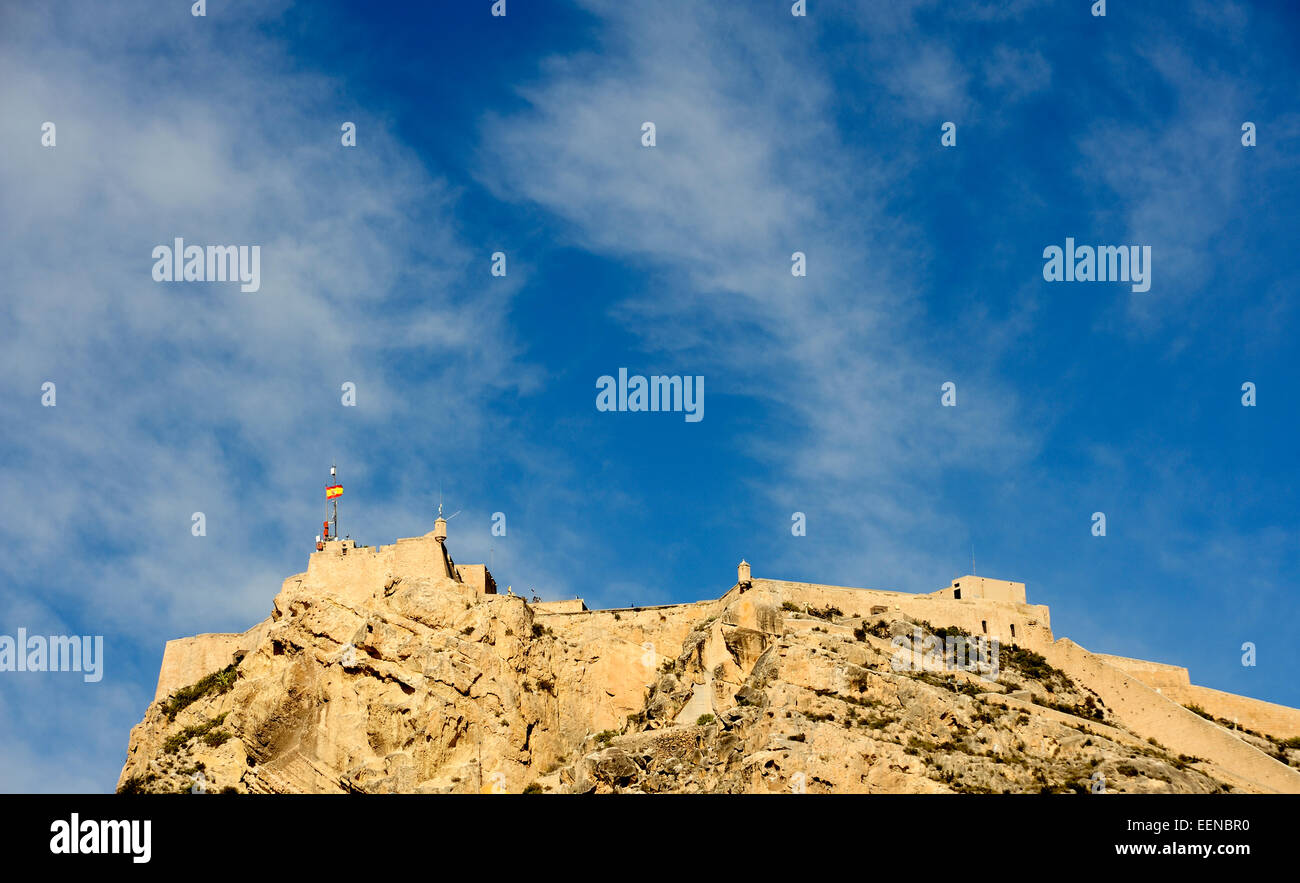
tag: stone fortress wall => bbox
[737,574,1055,652]
[1039,639,1299,792]
[1093,652,1300,740]
[152,621,269,702]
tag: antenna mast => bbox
[323,463,344,545]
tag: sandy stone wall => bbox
[305,542,394,604]
[533,599,587,613]
[1092,653,1191,691]
[392,534,455,582]
[752,578,1054,651]
[300,532,469,606]
[1173,684,1300,741]
[1041,638,1300,793]
[1090,652,1300,740]
[457,564,497,595]
[154,618,271,701]
[929,575,1027,603]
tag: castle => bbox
[154,515,1300,747]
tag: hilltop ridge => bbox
[118,526,1300,794]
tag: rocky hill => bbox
[117,552,1300,794]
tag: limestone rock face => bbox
[119,577,1300,794]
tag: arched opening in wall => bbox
[953,589,961,599]
[1010,624,1016,639]
[981,620,987,634]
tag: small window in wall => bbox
[1010,623,1016,638]
[953,589,961,600]
[981,620,987,634]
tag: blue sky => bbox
[1,0,1297,791]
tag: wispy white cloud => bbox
[0,1,538,789]
[480,0,1038,590]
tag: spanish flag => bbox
[326,485,343,499]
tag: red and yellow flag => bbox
[326,485,343,499]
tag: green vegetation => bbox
[812,686,878,710]
[117,774,151,795]
[912,671,984,698]
[929,623,973,641]
[1184,703,1289,746]
[999,645,1070,685]
[696,714,715,726]
[523,782,544,794]
[594,729,619,746]
[781,601,803,613]
[163,713,230,754]
[202,729,232,748]
[853,619,891,641]
[806,605,843,621]
[161,664,239,721]
[904,736,934,755]
[1031,694,1105,722]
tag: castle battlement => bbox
[301,518,497,605]
[928,575,1027,604]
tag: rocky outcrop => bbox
[119,574,1300,794]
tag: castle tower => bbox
[738,559,751,590]
[430,497,460,582]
